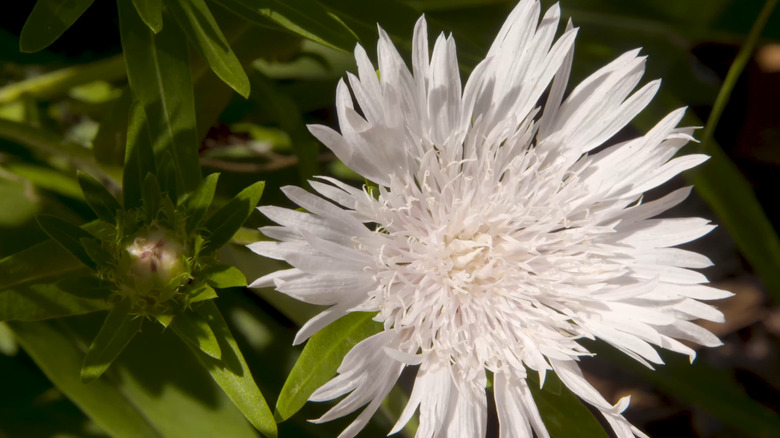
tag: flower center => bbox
[438,233,498,294]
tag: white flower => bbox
[249,0,731,436]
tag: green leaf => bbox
[122,99,156,210]
[19,0,96,53]
[214,0,359,52]
[202,264,247,289]
[172,308,222,359]
[0,279,105,322]
[170,0,250,97]
[93,88,131,166]
[80,238,115,269]
[5,162,84,201]
[118,0,202,196]
[142,173,162,224]
[56,276,113,300]
[251,73,318,182]
[0,221,112,290]
[189,283,219,303]
[78,171,122,224]
[275,312,382,421]
[202,181,265,253]
[9,319,164,438]
[36,215,98,270]
[81,299,143,383]
[183,172,219,234]
[132,0,163,33]
[527,371,610,438]
[186,301,276,437]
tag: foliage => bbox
[0,0,778,437]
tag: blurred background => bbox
[1,0,779,437]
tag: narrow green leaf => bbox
[0,221,112,290]
[189,283,219,303]
[172,308,222,359]
[80,238,115,269]
[81,300,143,383]
[180,301,276,436]
[155,314,174,328]
[132,0,163,33]
[527,371,610,438]
[19,0,96,52]
[142,173,162,224]
[202,181,265,253]
[123,100,156,209]
[214,0,359,52]
[275,312,382,421]
[0,279,105,322]
[170,0,250,97]
[202,264,247,289]
[118,0,202,195]
[93,88,131,166]
[56,276,113,300]
[0,55,126,105]
[9,319,164,438]
[36,215,98,270]
[78,171,122,224]
[184,172,219,234]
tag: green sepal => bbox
[275,312,382,422]
[182,172,219,235]
[172,307,222,360]
[132,0,163,33]
[202,264,247,289]
[36,215,99,271]
[202,181,265,254]
[77,171,123,224]
[56,276,113,300]
[81,299,144,383]
[186,301,276,437]
[19,0,96,52]
[155,314,174,328]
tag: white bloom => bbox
[249,0,731,436]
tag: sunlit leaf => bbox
[275,312,382,422]
[132,0,163,33]
[185,301,277,437]
[118,0,202,196]
[183,172,219,234]
[214,0,359,52]
[19,0,96,53]
[172,308,222,359]
[170,0,250,97]
[81,299,143,383]
[0,279,105,322]
[202,264,247,289]
[202,181,265,253]
[9,319,164,438]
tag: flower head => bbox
[249,0,730,436]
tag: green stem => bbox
[699,0,778,152]
[0,55,126,105]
